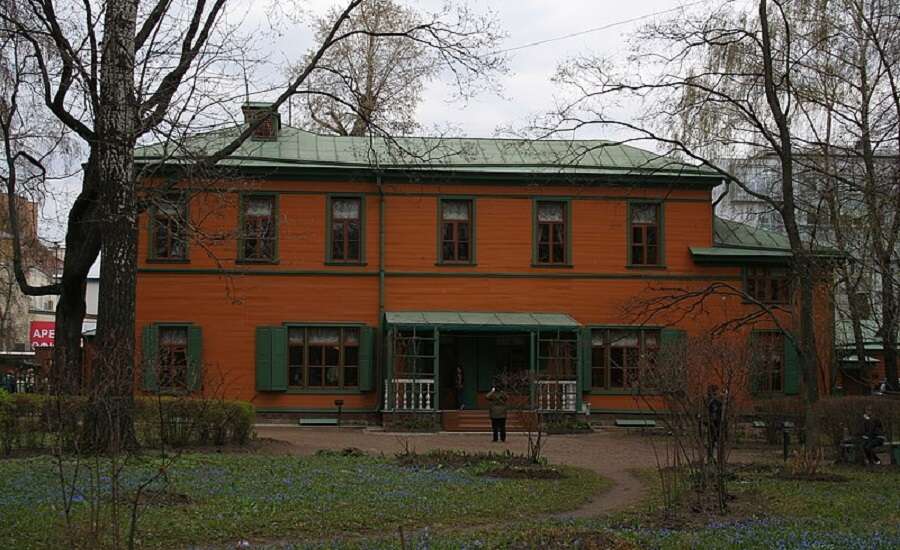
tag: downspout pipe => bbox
[376,172,386,412]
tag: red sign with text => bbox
[30,321,55,348]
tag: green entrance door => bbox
[457,336,496,409]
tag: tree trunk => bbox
[881,267,899,391]
[51,156,102,394]
[83,0,140,451]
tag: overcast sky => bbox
[51,0,694,270]
[242,0,690,137]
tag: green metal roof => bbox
[713,217,792,250]
[384,311,580,328]
[134,125,720,180]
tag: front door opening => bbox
[439,333,530,410]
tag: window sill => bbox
[324,261,368,267]
[625,264,667,270]
[285,388,365,395]
[146,258,190,264]
[236,258,280,265]
[531,263,574,269]
[435,261,477,267]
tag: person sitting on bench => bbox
[860,407,886,465]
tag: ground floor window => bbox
[751,331,784,393]
[590,328,659,390]
[142,323,202,393]
[537,330,577,378]
[392,327,436,378]
[288,326,359,388]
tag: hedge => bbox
[809,396,900,451]
[0,390,254,455]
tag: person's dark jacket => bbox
[486,390,508,419]
[861,416,885,439]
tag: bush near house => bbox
[810,396,900,452]
[0,393,254,454]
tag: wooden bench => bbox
[298,418,338,426]
[615,419,657,428]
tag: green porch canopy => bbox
[384,311,581,330]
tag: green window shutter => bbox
[476,337,495,391]
[187,326,203,392]
[255,327,273,390]
[748,331,762,394]
[142,325,159,392]
[579,328,592,390]
[783,332,801,395]
[255,326,287,392]
[358,326,375,391]
[659,328,686,361]
[270,327,288,391]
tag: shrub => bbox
[0,394,254,455]
[809,396,900,451]
[751,396,806,444]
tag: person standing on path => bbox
[486,385,508,443]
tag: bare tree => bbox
[545,0,894,405]
[788,0,900,392]
[290,0,505,136]
[640,333,751,515]
[1,0,506,448]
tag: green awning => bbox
[384,311,580,330]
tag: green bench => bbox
[298,418,339,426]
[615,419,657,428]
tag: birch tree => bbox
[548,0,900,404]
[291,0,504,136]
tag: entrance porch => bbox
[382,312,587,423]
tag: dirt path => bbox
[255,426,658,518]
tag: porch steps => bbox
[442,410,527,432]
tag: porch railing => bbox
[385,378,435,411]
[535,379,577,412]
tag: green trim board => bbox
[325,193,367,264]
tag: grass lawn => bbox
[385,464,900,550]
[0,451,606,549]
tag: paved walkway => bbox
[255,426,660,518]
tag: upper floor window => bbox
[439,199,473,263]
[591,328,659,390]
[150,195,187,260]
[745,266,790,304]
[535,200,568,265]
[629,203,661,266]
[288,326,359,388]
[240,195,277,262]
[751,331,784,393]
[328,196,362,263]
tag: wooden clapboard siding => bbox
[135,177,834,410]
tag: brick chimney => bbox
[241,102,281,140]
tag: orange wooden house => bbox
[134,104,833,426]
